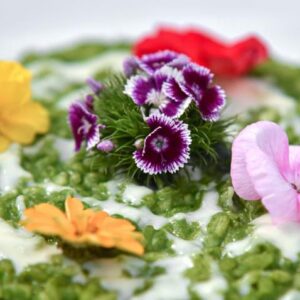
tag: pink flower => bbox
[231,121,300,224]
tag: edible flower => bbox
[69,101,103,151]
[133,27,268,76]
[124,51,226,121]
[164,62,226,121]
[134,114,191,174]
[124,67,190,119]
[231,121,300,224]
[23,196,144,255]
[0,61,49,152]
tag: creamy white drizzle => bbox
[53,137,75,162]
[0,145,31,193]
[225,214,300,261]
[192,263,227,300]
[122,184,152,206]
[84,256,145,300]
[56,88,87,109]
[0,218,61,272]
[170,190,221,228]
[28,51,128,82]
[15,195,26,218]
[280,290,300,300]
[132,256,193,300]
[32,74,70,100]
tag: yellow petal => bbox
[0,134,11,152]
[0,101,49,144]
[0,61,31,109]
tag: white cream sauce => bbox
[0,218,61,272]
[225,214,300,261]
[84,256,145,300]
[53,137,75,162]
[28,51,128,81]
[280,290,300,300]
[0,145,31,194]
[132,256,193,300]
[170,190,221,228]
[192,263,227,300]
[122,184,152,206]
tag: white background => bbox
[0,0,300,61]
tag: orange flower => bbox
[23,196,144,256]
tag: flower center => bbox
[147,90,167,107]
[151,135,168,152]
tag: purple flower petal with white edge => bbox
[124,75,155,106]
[198,86,226,121]
[163,76,190,103]
[160,97,191,118]
[123,56,140,77]
[180,63,213,102]
[86,77,103,94]
[69,102,100,151]
[134,114,191,175]
[138,50,180,75]
[167,54,191,70]
[97,140,115,152]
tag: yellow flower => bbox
[23,196,144,256]
[0,61,49,152]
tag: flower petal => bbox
[198,86,226,121]
[180,63,212,101]
[0,61,32,110]
[163,77,189,103]
[139,50,179,74]
[161,97,191,118]
[69,102,100,151]
[134,114,191,174]
[0,101,49,144]
[124,75,155,105]
[231,121,289,200]
[246,147,300,223]
[65,197,84,223]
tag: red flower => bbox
[133,27,269,76]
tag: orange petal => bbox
[24,203,73,235]
[102,217,136,232]
[116,239,144,256]
[65,197,84,222]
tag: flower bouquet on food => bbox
[68,50,231,184]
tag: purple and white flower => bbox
[123,50,190,76]
[134,114,191,175]
[164,63,226,121]
[69,101,102,151]
[123,56,140,77]
[138,50,190,74]
[124,69,190,118]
